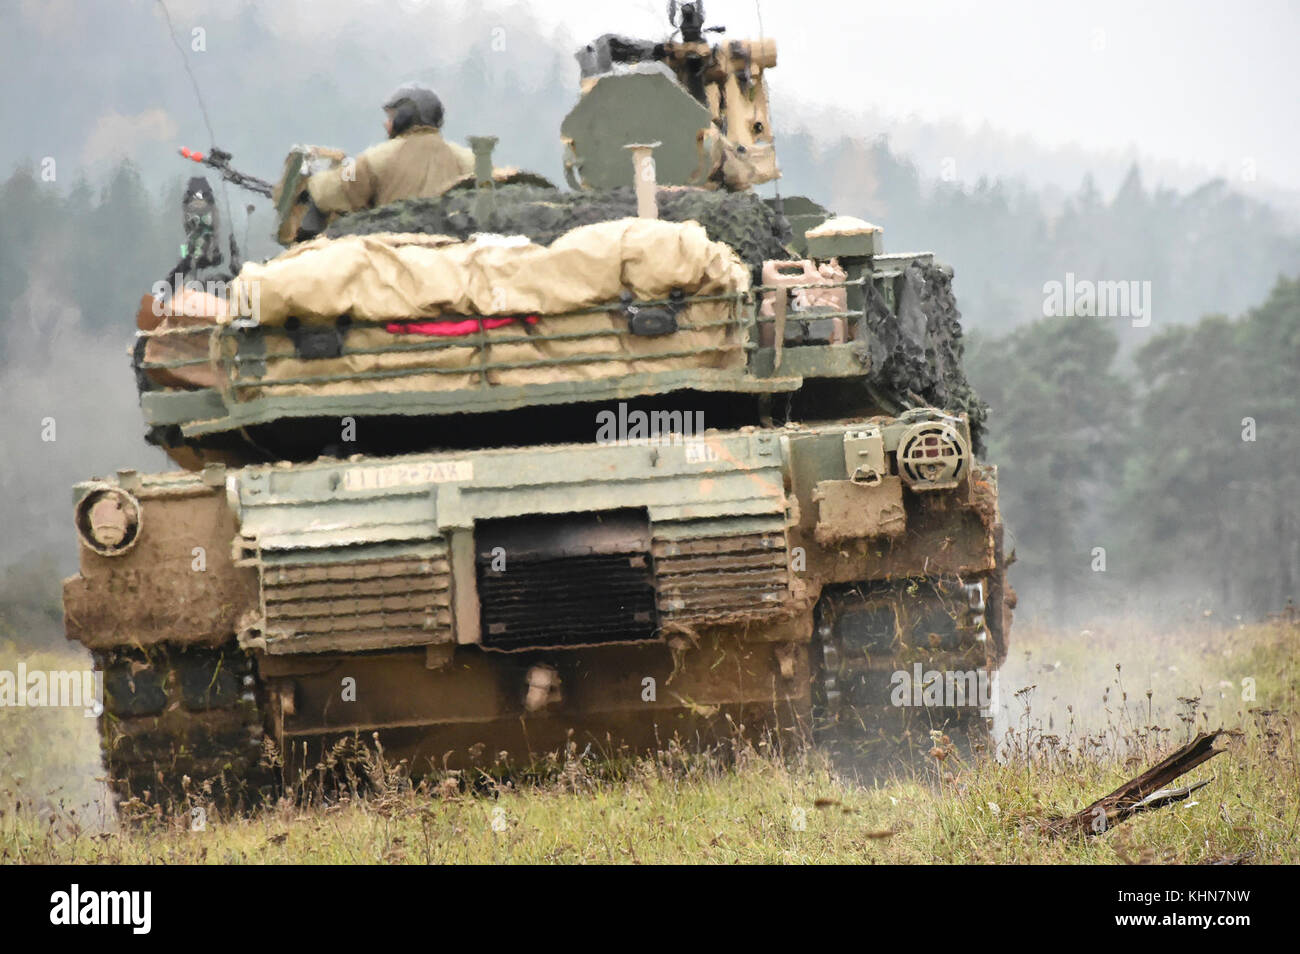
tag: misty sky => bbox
[5,0,1299,200]
[525,0,1300,195]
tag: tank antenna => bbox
[155,0,243,272]
[754,0,783,214]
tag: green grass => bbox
[2,620,1296,864]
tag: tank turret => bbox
[132,19,983,470]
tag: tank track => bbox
[811,649,994,770]
[94,642,273,811]
[810,566,1008,771]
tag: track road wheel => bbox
[96,642,273,813]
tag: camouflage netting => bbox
[326,185,986,449]
[859,261,989,454]
[325,184,793,280]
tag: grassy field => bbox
[1,619,1296,864]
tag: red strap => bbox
[385,315,539,337]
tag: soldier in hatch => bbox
[297,83,474,236]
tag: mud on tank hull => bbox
[64,413,1011,806]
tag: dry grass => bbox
[0,637,107,826]
[2,619,1296,864]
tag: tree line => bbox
[966,275,1299,622]
[777,134,1300,339]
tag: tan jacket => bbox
[307,127,475,213]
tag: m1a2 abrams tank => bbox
[64,6,1012,806]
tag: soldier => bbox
[301,84,475,229]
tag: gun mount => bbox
[565,6,777,190]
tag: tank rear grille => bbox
[653,520,790,622]
[478,553,658,650]
[261,551,452,652]
[476,511,658,651]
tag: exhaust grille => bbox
[653,517,790,622]
[260,549,452,653]
[476,511,658,651]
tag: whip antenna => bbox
[155,0,243,271]
[754,0,782,212]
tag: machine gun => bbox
[668,1,724,43]
[178,146,273,198]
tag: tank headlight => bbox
[896,419,969,491]
[75,484,143,556]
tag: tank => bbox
[65,10,1013,806]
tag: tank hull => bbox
[65,415,1010,804]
